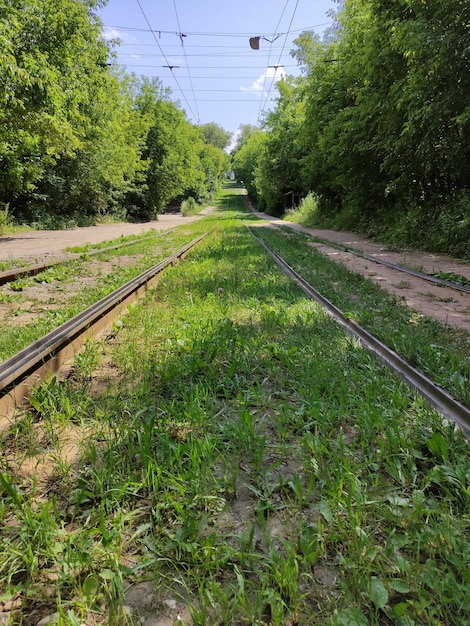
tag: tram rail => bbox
[2,217,469,436]
[0,230,211,416]
[243,194,470,299]
[0,233,162,286]
[244,223,470,435]
[308,236,470,295]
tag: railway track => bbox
[0,233,161,286]
[1,218,469,436]
[245,224,470,436]
[243,195,470,298]
[0,231,211,417]
[307,236,470,295]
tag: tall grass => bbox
[1,186,469,625]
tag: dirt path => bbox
[252,210,470,334]
[0,212,209,263]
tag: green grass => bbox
[64,231,160,254]
[254,223,470,406]
[0,221,218,361]
[1,186,469,625]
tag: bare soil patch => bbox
[254,210,470,333]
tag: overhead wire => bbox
[259,0,301,121]
[134,0,199,122]
[257,0,291,122]
[171,0,200,123]
[107,4,325,126]
[103,22,332,37]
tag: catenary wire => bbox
[257,0,291,122]
[259,0,301,119]
[134,0,199,122]
[103,22,332,37]
[172,0,200,123]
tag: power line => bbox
[257,0,291,122]
[105,7,330,127]
[119,50,294,58]
[134,0,198,122]
[103,22,332,38]
[116,63,298,70]
[171,0,200,124]
[259,0,301,121]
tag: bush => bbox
[285,193,320,225]
[181,197,201,216]
[0,204,13,235]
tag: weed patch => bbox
[1,187,469,625]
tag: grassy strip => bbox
[64,231,161,254]
[0,217,219,362]
[251,222,470,407]
[1,186,469,625]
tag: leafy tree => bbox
[231,124,260,156]
[0,0,112,212]
[37,70,148,220]
[131,77,224,219]
[232,129,267,202]
[255,76,307,214]
[200,122,232,151]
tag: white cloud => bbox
[102,27,137,44]
[240,66,286,95]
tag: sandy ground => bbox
[252,210,470,334]
[0,212,208,263]
[1,208,469,333]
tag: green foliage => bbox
[230,123,260,155]
[181,196,200,216]
[237,0,470,256]
[0,6,227,227]
[200,122,232,151]
[285,192,320,225]
[0,0,110,203]
[256,76,307,215]
[232,129,267,202]
[0,203,13,235]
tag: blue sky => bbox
[97,0,336,136]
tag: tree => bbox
[200,122,232,151]
[0,0,112,211]
[231,124,260,156]
[255,76,307,214]
[232,129,267,203]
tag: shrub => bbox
[285,192,320,226]
[181,197,201,216]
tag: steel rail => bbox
[0,230,212,416]
[306,236,470,295]
[243,194,470,295]
[0,233,162,287]
[246,224,470,435]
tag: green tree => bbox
[232,129,267,203]
[0,0,111,211]
[231,124,260,156]
[256,76,307,214]
[130,77,213,218]
[38,70,148,220]
[200,122,232,151]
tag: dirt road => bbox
[0,212,207,263]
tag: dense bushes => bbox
[0,1,230,227]
[232,0,470,258]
